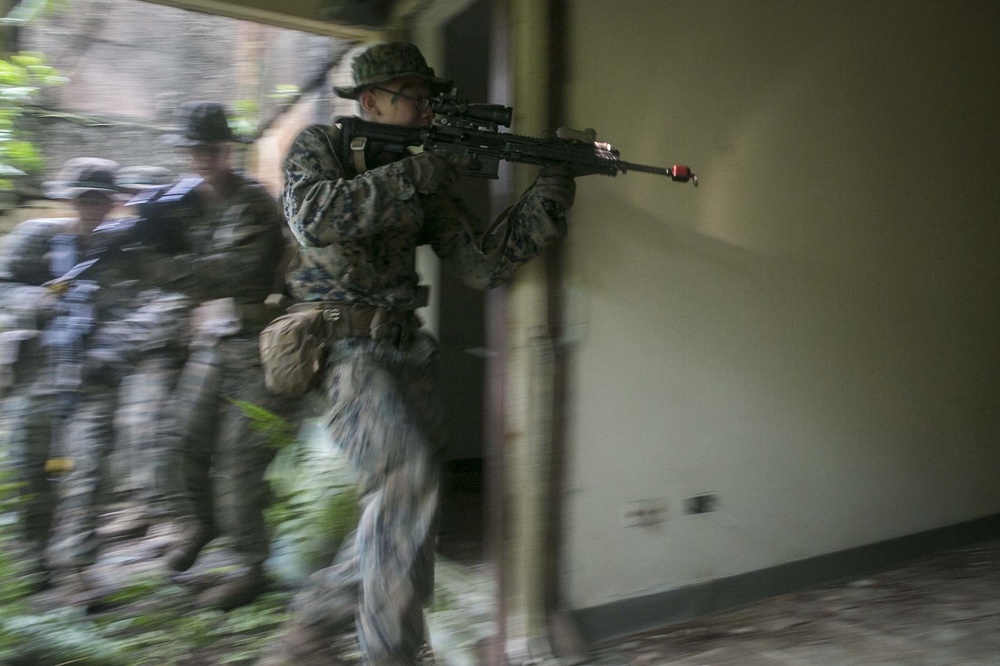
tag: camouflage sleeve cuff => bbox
[367,159,417,202]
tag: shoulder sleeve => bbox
[282,123,422,247]
[0,218,70,285]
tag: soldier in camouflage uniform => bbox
[155,101,297,610]
[0,209,67,589]
[39,161,195,582]
[109,166,189,536]
[260,42,576,665]
[0,158,182,588]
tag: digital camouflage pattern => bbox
[275,119,566,663]
[153,171,298,574]
[46,287,192,569]
[0,215,185,571]
[283,123,565,308]
[287,332,443,665]
[333,41,452,99]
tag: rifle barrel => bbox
[618,161,698,186]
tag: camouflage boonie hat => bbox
[165,101,250,147]
[334,41,452,99]
[43,157,123,200]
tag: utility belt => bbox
[259,300,422,397]
[287,300,422,345]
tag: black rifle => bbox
[337,93,697,185]
[44,177,203,291]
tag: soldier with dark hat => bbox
[153,101,297,610]
[259,41,575,665]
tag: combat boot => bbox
[163,521,214,572]
[195,562,267,610]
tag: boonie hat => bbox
[44,157,123,200]
[334,41,452,99]
[166,101,250,147]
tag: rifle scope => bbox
[434,97,513,128]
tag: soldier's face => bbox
[188,143,231,185]
[363,77,433,128]
[73,191,115,228]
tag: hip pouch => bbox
[259,309,326,396]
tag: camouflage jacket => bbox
[157,171,287,309]
[0,218,141,326]
[282,122,566,309]
[0,217,189,389]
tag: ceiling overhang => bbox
[137,0,425,39]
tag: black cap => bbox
[166,101,250,147]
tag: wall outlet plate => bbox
[683,493,720,515]
[620,498,668,527]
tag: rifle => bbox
[44,177,202,292]
[337,93,697,185]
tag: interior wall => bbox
[561,0,1000,611]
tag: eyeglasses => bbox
[369,86,433,111]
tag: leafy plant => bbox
[0,51,65,190]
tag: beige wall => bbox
[562,0,1000,610]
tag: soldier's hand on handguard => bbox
[533,165,577,213]
[405,151,470,194]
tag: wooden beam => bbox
[135,0,386,39]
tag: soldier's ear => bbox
[358,90,379,116]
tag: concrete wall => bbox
[561,0,1000,612]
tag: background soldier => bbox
[0,158,147,590]
[155,101,297,610]
[35,160,189,597]
[260,42,575,665]
[108,166,191,539]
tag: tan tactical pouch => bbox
[258,309,327,396]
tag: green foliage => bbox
[227,397,298,450]
[265,419,359,587]
[229,99,259,140]
[0,51,65,189]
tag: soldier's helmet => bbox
[43,157,123,200]
[166,101,250,147]
[334,41,453,99]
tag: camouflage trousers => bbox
[1,390,59,563]
[166,334,298,567]
[289,331,445,665]
[45,383,121,570]
[114,351,184,516]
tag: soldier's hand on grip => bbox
[405,151,469,194]
[533,165,576,213]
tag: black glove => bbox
[532,165,576,213]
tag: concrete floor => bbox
[588,538,1000,666]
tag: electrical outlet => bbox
[620,498,668,527]
[683,493,720,515]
